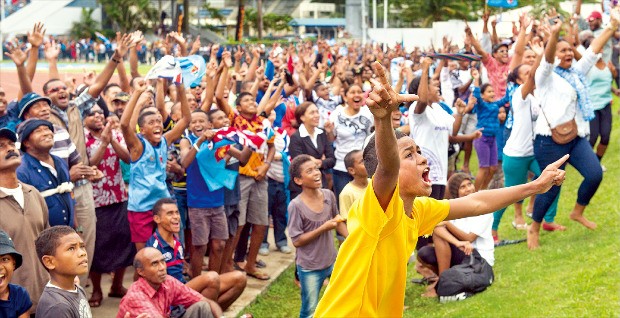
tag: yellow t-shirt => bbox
[314,179,450,317]
[338,180,369,219]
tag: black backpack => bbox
[436,249,494,303]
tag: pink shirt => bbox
[482,55,513,99]
[117,276,204,318]
[85,129,128,208]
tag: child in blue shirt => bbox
[471,68,510,191]
[0,230,32,318]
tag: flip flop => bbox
[542,222,567,231]
[512,221,528,231]
[247,269,270,280]
[88,294,103,308]
[233,263,246,272]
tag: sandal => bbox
[512,221,528,231]
[88,293,103,308]
[247,269,270,280]
[542,222,567,231]
[233,263,246,272]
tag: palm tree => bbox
[99,0,158,33]
[236,0,245,41]
[71,8,100,39]
[257,0,264,39]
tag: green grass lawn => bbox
[244,102,620,317]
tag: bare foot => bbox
[527,226,540,250]
[569,213,597,229]
[421,287,438,298]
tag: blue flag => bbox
[176,55,206,87]
[196,139,238,191]
[487,0,518,8]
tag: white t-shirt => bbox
[408,102,454,186]
[503,86,539,157]
[0,183,24,209]
[329,106,374,172]
[450,214,495,266]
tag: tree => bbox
[98,0,158,33]
[71,8,100,39]
[263,13,292,33]
[257,0,264,39]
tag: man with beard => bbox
[83,104,135,307]
[43,33,133,285]
[0,127,50,312]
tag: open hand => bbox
[28,22,46,47]
[5,46,29,66]
[45,40,60,61]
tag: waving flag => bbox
[487,0,518,8]
[145,55,182,84]
[95,32,110,45]
[176,55,206,87]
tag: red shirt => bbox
[117,275,203,318]
[85,128,128,208]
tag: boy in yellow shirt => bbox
[314,62,568,317]
[338,149,368,219]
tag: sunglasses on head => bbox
[48,86,68,94]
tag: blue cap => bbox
[0,128,17,142]
[18,92,52,120]
[16,118,54,151]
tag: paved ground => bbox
[90,230,295,318]
[0,66,297,317]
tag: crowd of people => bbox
[0,1,616,316]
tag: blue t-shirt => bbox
[146,229,186,283]
[473,86,510,137]
[185,134,224,208]
[0,284,32,318]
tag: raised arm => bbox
[366,62,418,210]
[120,82,147,161]
[155,79,169,120]
[129,31,143,78]
[447,155,569,220]
[44,41,60,80]
[510,13,532,71]
[414,57,433,114]
[245,46,260,81]
[522,42,544,98]
[164,84,191,144]
[26,22,45,81]
[544,20,562,64]
[116,58,131,92]
[215,51,232,110]
[466,23,490,63]
[88,32,132,97]
[169,32,188,57]
[5,47,33,95]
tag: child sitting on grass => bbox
[338,149,369,220]
[34,226,92,317]
[417,173,495,298]
[0,230,32,318]
[314,62,568,317]
[288,154,348,318]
